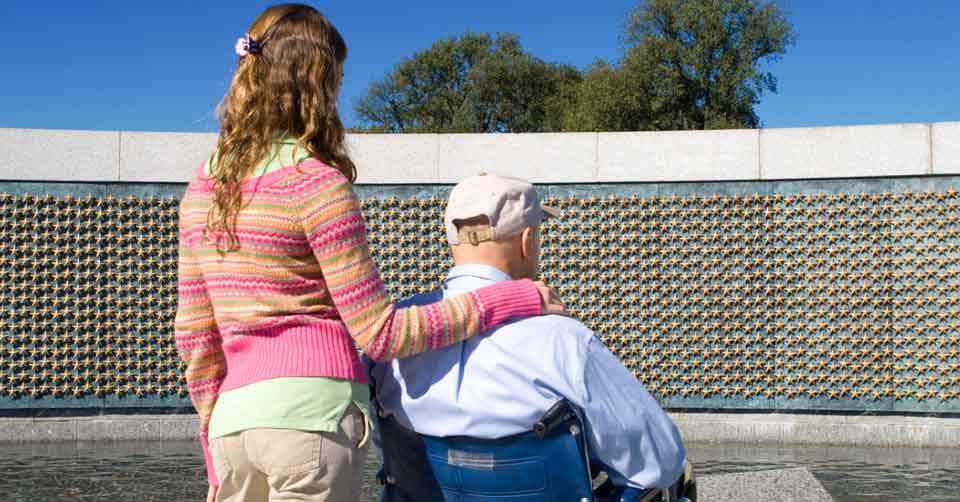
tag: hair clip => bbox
[235,34,262,57]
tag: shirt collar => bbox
[444,264,512,289]
[277,134,299,145]
[207,135,305,176]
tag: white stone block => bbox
[597,129,759,182]
[0,128,119,181]
[119,131,217,183]
[932,122,960,174]
[697,468,834,502]
[347,133,438,184]
[760,123,931,179]
[436,133,598,183]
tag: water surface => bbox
[0,441,957,501]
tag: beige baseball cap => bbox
[445,173,561,246]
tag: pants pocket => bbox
[247,428,323,477]
[343,403,370,449]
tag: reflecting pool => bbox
[0,441,957,501]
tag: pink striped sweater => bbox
[175,159,542,482]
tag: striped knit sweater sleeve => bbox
[297,168,543,362]
[173,237,225,484]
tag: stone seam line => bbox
[2,414,959,447]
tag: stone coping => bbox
[671,412,960,448]
[697,468,834,502]
[3,412,958,448]
[0,122,956,184]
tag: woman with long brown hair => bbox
[175,4,565,501]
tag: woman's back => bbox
[181,160,344,336]
[178,159,370,394]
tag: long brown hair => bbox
[207,3,356,253]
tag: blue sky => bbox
[2,1,957,132]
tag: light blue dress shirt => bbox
[369,264,687,489]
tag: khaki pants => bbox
[211,404,370,502]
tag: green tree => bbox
[564,59,652,132]
[354,33,580,133]
[566,0,794,131]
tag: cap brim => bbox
[541,205,562,219]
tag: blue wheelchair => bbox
[376,400,696,502]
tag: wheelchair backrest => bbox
[378,409,594,502]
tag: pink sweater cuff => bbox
[201,432,219,486]
[474,278,543,329]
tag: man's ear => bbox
[520,227,534,261]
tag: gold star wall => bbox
[0,193,180,401]
[0,189,958,411]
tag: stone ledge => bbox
[932,122,960,175]
[1,122,954,184]
[759,123,931,179]
[597,129,758,182]
[3,413,958,448]
[349,133,439,184]
[670,412,960,448]
[437,132,598,183]
[0,128,120,182]
[0,414,197,442]
[119,131,216,183]
[697,468,834,502]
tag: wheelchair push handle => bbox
[533,399,577,439]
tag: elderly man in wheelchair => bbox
[368,174,696,502]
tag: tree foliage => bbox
[563,58,652,132]
[354,33,580,133]
[355,0,794,133]
[619,0,795,130]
